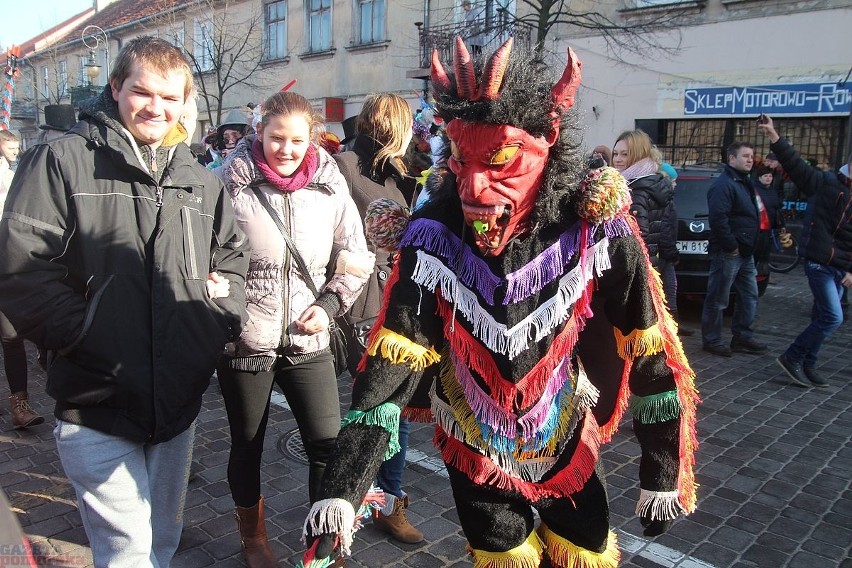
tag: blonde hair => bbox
[614,129,656,169]
[261,91,323,144]
[356,94,413,175]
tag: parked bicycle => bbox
[768,228,800,273]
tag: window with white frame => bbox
[41,66,49,96]
[355,0,384,44]
[194,18,215,72]
[58,60,68,98]
[307,0,331,52]
[265,0,287,60]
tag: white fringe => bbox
[635,489,685,520]
[302,498,357,556]
[411,238,611,360]
[573,360,601,412]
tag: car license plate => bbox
[677,240,708,254]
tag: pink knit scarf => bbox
[251,138,319,192]
[620,157,659,182]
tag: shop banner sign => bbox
[684,82,851,116]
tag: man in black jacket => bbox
[760,115,852,387]
[0,37,249,566]
[701,141,768,357]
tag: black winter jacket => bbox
[0,89,250,443]
[628,172,679,262]
[707,165,760,256]
[770,138,852,271]
[334,135,417,324]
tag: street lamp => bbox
[81,25,109,85]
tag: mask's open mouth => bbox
[463,204,512,252]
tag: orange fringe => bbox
[433,413,600,502]
[623,215,700,514]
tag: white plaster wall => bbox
[565,7,852,150]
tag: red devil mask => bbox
[446,120,555,255]
[432,37,582,256]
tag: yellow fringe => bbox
[538,523,620,568]
[469,530,544,568]
[613,323,664,359]
[367,327,441,371]
[439,356,486,447]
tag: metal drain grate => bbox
[277,428,309,464]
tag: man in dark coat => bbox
[760,115,852,387]
[0,37,249,566]
[701,141,768,357]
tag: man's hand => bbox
[757,114,781,143]
[778,229,793,249]
[206,271,230,299]
[841,272,852,288]
[295,305,331,334]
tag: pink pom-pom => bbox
[365,198,411,250]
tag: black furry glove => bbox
[640,516,673,537]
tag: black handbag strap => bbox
[251,186,322,300]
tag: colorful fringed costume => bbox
[302,38,698,568]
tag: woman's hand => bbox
[295,305,331,335]
[206,271,231,299]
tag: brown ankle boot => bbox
[9,392,44,429]
[234,496,279,568]
[372,494,424,544]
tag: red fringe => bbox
[598,358,632,443]
[402,406,434,423]
[435,291,590,411]
[434,413,601,502]
[355,262,402,376]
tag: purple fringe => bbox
[503,226,581,304]
[400,216,632,306]
[400,219,502,304]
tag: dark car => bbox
[672,164,769,299]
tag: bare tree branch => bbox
[151,0,267,126]
[506,0,686,60]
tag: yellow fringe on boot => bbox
[538,523,620,568]
[366,327,441,371]
[468,530,544,568]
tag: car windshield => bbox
[674,173,720,219]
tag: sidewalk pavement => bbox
[1,266,850,567]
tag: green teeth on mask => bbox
[472,219,489,234]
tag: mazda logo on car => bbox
[689,221,705,233]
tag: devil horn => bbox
[431,49,452,94]
[477,37,513,101]
[550,46,583,112]
[453,36,477,100]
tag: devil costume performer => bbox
[300,38,699,568]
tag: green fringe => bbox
[629,391,681,424]
[341,403,401,460]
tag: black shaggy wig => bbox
[429,42,589,232]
